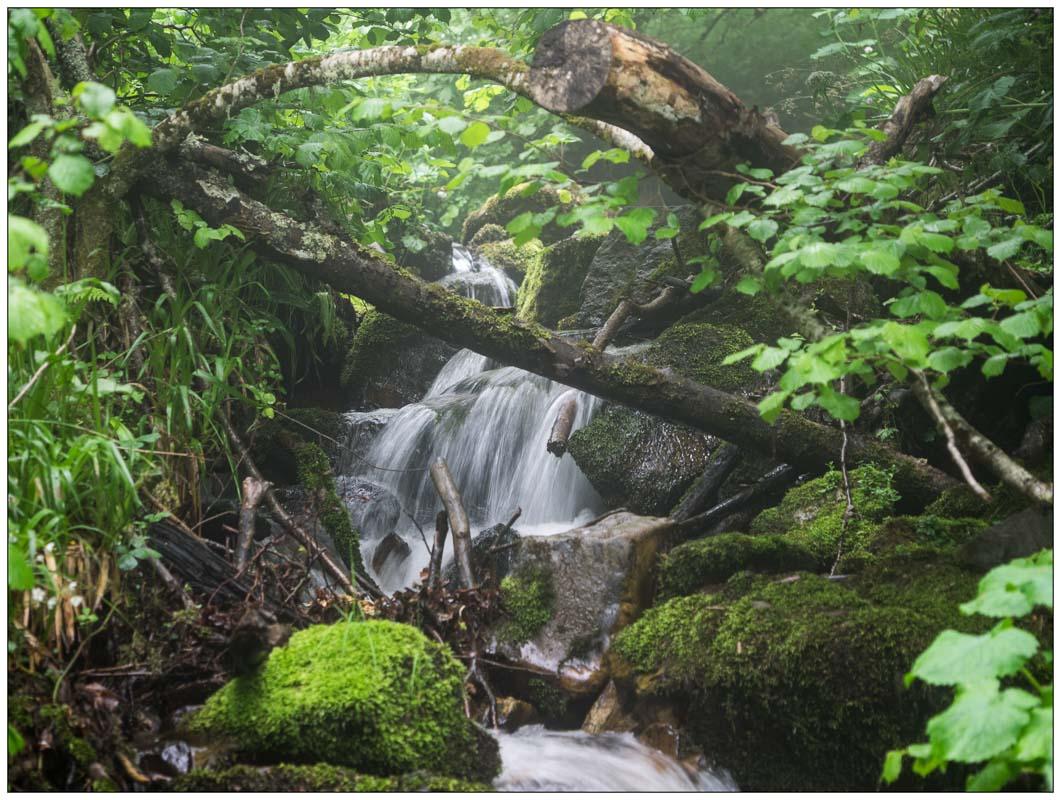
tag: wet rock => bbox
[956,506,1053,571]
[637,722,680,758]
[581,680,635,735]
[334,477,401,541]
[372,532,412,575]
[471,522,521,582]
[341,310,456,409]
[573,205,709,328]
[488,511,674,695]
[516,234,606,327]
[462,183,573,245]
[392,225,454,282]
[334,409,397,474]
[468,223,510,247]
[495,696,541,732]
[474,238,543,286]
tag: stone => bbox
[956,507,1053,571]
[581,680,635,735]
[495,696,540,732]
[334,409,398,474]
[516,234,605,327]
[372,532,412,575]
[461,183,574,246]
[333,477,401,542]
[467,223,510,247]
[474,238,544,286]
[392,225,454,282]
[488,511,675,695]
[637,722,680,758]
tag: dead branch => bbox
[428,510,449,590]
[860,75,948,166]
[592,283,687,349]
[236,476,271,571]
[546,393,579,457]
[430,459,476,589]
[671,464,798,542]
[669,442,741,520]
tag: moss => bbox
[526,678,569,721]
[643,322,758,391]
[555,313,580,330]
[461,183,572,245]
[750,465,899,563]
[295,442,366,577]
[171,763,491,792]
[656,534,821,600]
[467,223,509,247]
[923,483,1028,522]
[340,309,421,394]
[187,621,500,782]
[680,291,798,345]
[516,234,604,326]
[611,594,726,684]
[477,237,543,284]
[38,705,97,767]
[250,407,342,485]
[498,563,555,644]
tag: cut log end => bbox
[529,19,613,113]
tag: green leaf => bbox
[999,311,1041,339]
[8,279,68,343]
[47,154,95,196]
[919,232,955,254]
[581,214,614,237]
[752,346,789,371]
[459,121,490,149]
[995,196,1025,215]
[836,176,877,194]
[926,681,1037,762]
[436,115,467,136]
[726,182,749,206]
[860,246,901,276]
[9,120,47,149]
[721,344,762,366]
[757,390,789,423]
[690,268,717,293]
[734,276,762,296]
[882,322,929,366]
[8,214,49,273]
[881,750,904,785]
[960,550,1053,618]
[699,212,732,230]
[614,208,656,245]
[816,386,860,421]
[799,241,836,268]
[928,347,972,373]
[72,81,116,118]
[987,237,1023,261]
[1015,706,1052,764]
[907,624,1039,687]
[981,354,1008,378]
[746,218,778,243]
[8,543,34,590]
[147,67,179,95]
[966,760,1021,792]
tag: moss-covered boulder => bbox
[462,184,573,245]
[475,237,543,286]
[567,406,718,515]
[656,533,821,600]
[188,621,500,782]
[467,223,509,247]
[391,225,454,282]
[341,309,456,409]
[611,563,987,791]
[172,764,491,792]
[644,322,758,392]
[516,234,605,327]
[749,464,899,563]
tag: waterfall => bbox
[341,243,604,591]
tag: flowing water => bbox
[340,244,604,591]
[494,726,737,791]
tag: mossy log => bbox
[146,159,957,506]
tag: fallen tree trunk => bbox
[669,443,742,521]
[546,393,579,457]
[430,459,476,589]
[144,161,957,505]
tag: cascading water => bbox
[340,244,604,591]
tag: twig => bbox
[430,458,475,589]
[9,325,76,410]
[830,374,856,577]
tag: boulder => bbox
[187,620,500,782]
[461,183,573,246]
[474,238,543,286]
[334,477,401,542]
[334,409,397,475]
[391,225,454,282]
[341,310,456,409]
[371,531,412,575]
[956,506,1053,571]
[487,511,674,695]
[516,234,606,327]
[581,680,635,735]
[494,696,541,732]
[467,223,510,247]
[172,764,490,792]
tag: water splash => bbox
[494,726,737,791]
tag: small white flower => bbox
[47,597,57,610]
[67,581,77,591]
[31,587,46,604]
[863,45,874,53]
[44,542,56,554]
[71,595,84,609]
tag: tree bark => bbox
[144,160,957,506]
[428,510,449,590]
[528,20,802,201]
[670,442,742,520]
[236,476,271,571]
[859,75,947,166]
[546,392,578,457]
[429,459,475,588]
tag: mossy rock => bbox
[187,621,500,782]
[656,533,822,600]
[462,184,573,245]
[250,407,343,485]
[567,406,716,515]
[749,464,899,563]
[392,225,454,282]
[673,291,797,346]
[643,321,758,392]
[341,309,456,409]
[294,442,367,577]
[468,223,509,247]
[923,482,1029,523]
[171,764,491,792]
[612,566,988,791]
[476,237,544,286]
[498,563,555,644]
[516,234,605,327]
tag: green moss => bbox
[461,183,572,245]
[643,322,757,391]
[188,621,500,782]
[750,465,899,563]
[498,564,554,644]
[39,704,97,767]
[467,223,509,247]
[477,237,543,283]
[680,291,798,344]
[171,763,491,792]
[923,483,1027,522]
[295,442,366,577]
[527,678,569,721]
[340,309,421,393]
[657,534,821,600]
[515,234,603,326]
[611,594,725,684]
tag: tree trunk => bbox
[547,392,579,457]
[529,20,801,201]
[144,160,957,506]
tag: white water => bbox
[342,244,604,591]
[494,726,737,791]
